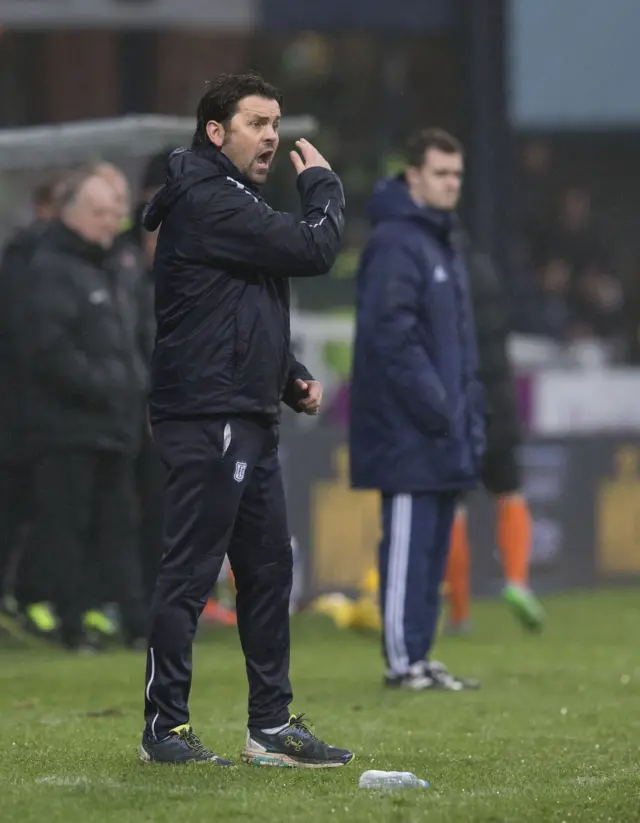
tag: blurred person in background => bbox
[129,204,164,608]
[349,128,484,691]
[445,250,545,634]
[18,172,148,651]
[95,161,164,612]
[519,139,555,273]
[0,178,66,637]
[538,257,575,340]
[571,263,623,341]
[551,188,609,274]
[520,140,553,228]
[93,161,133,235]
[535,255,622,344]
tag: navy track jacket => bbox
[349,176,485,493]
[143,143,345,423]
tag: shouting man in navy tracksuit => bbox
[349,128,485,691]
[139,73,353,768]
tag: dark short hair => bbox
[192,72,283,148]
[405,128,463,169]
[33,174,70,209]
[33,181,56,208]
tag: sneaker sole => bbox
[385,678,439,691]
[241,745,354,769]
[139,746,235,766]
[385,677,480,691]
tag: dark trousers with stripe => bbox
[144,415,293,739]
[379,491,458,674]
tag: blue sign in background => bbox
[510,0,640,127]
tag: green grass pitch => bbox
[2,588,639,822]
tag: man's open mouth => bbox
[255,150,274,169]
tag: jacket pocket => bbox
[201,416,230,460]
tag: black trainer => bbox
[139,724,235,765]
[242,713,355,768]
[385,660,480,691]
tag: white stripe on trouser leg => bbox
[384,496,403,671]
[385,495,412,673]
[385,497,403,670]
[384,494,412,674]
[146,647,160,738]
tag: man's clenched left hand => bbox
[294,379,323,415]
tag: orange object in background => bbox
[202,600,237,626]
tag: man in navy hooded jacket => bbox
[349,128,485,691]
[139,73,353,768]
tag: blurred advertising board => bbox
[532,369,640,434]
[281,425,640,599]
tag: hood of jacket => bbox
[142,142,258,231]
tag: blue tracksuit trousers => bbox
[379,491,458,674]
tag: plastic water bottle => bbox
[359,770,430,790]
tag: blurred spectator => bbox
[18,172,148,651]
[0,176,66,632]
[129,202,164,606]
[92,161,132,233]
[517,156,622,346]
[32,178,65,223]
[550,188,610,273]
[96,162,164,607]
[445,248,545,634]
[572,264,623,339]
[520,139,554,262]
[538,258,574,340]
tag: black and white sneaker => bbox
[385,660,480,691]
[139,724,235,765]
[242,713,354,768]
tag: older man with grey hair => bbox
[19,172,149,651]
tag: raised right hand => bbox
[290,139,332,175]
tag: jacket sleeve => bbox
[281,351,315,413]
[200,167,345,278]
[22,259,121,409]
[367,243,452,436]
